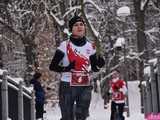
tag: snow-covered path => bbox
[126,81,145,120]
[45,81,145,120]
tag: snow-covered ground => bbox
[44,81,145,120]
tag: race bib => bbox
[70,71,90,86]
[112,92,124,101]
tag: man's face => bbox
[112,71,120,79]
[71,21,85,38]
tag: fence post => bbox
[141,83,146,114]
[157,56,160,111]
[1,71,8,120]
[18,81,24,120]
[145,74,152,114]
[31,89,35,120]
[150,63,158,113]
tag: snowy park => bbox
[1,0,160,120]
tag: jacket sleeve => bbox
[119,81,127,95]
[90,53,105,72]
[49,49,75,72]
[49,49,65,72]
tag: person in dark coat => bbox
[30,72,45,120]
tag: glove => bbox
[107,91,111,96]
[63,61,75,72]
[97,55,105,68]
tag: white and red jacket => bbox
[110,78,127,103]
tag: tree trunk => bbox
[134,0,148,81]
[150,64,159,113]
[134,0,148,113]
[0,43,3,68]
[22,35,38,85]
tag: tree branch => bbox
[0,19,23,39]
[80,0,102,55]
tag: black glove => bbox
[107,92,111,96]
[63,61,75,72]
[97,55,105,68]
[90,53,105,72]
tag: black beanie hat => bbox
[69,16,85,31]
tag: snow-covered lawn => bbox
[45,81,145,120]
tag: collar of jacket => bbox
[70,36,87,46]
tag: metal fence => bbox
[142,56,160,117]
[0,71,35,120]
